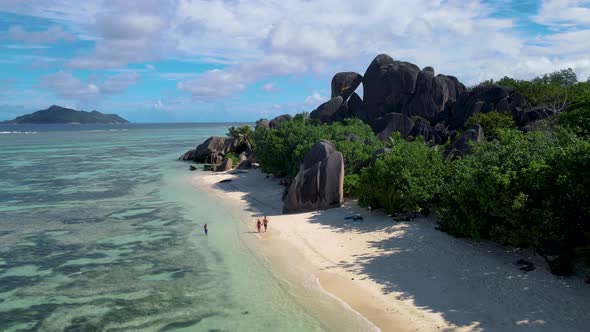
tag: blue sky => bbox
[0,0,589,123]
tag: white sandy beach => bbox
[192,169,590,332]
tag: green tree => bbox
[253,116,382,177]
[227,125,255,150]
[557,107,590,138]
[358,133,448,214]
[343,174,361,198]
[438,128,590,275]
[495,69,588,111]
[533,68,577,86]
[466,111,516,137]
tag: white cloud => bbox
[534,0,590,27]
[39,71,140,100]
[4,0,590,102]
[262,82,278,93]
[178,54,307,100]
[304,91,328,106]
[101,72,140,94]
[3,25,76,44]
[40,71,99,99]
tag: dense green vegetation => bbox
[492,69,590,112]
[359,134,447,215]
[438,128,589,275]
[253,117,382,177]
[223,152,239,165]
[557,107,590,138]
[343,174,361,198]
[466,111,516,137]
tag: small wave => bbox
[303,273,382,332]
[84,129,129,132]
[0,131,38,134]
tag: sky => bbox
[0,0,589,123]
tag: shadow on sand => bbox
[210,169,590,332]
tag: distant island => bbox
[2,105,129,124]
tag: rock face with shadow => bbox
[310,96,345,123]
[305,53,553,153]
[362,54,466,123]
[444,124,484,158]
[283,140,344,214]
[214,158,233,172]
[370,112,415,141]
[269,114,293,129]
[331,72,363,101]
[179,136,242,164]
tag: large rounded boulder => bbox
[283,140,344,214]
[310,96,344,123]
[178,136,238,164]
[448,84,512,129]
[403,68,465,121]
[214,158,233,172]
[269,114,293,129]
[370,113,415,141]
[331,72,363,101]
[363,54,421,120]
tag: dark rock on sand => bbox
[179,136,238,164]
[283,140,344,213]
[519,265,536,272]
[214,158,233,172]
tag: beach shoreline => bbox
[191,168,590,332]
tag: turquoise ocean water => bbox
[0,123,369,332]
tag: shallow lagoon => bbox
[0,124,333,331]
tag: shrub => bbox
[358,134,448,214]
[557,107,590,138]
[328,119,383,173]
[253,116,382,177]
[227,125,253,139]
[465,111,516,137]
[438,128,590,275]
[223,152,238,165]
[343,174,361,198]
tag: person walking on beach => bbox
[256,219,262,233]
[203,223,208,236]
[263,216,269,232]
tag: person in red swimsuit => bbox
[256,219,262,233]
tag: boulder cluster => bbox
[178,136,255,172]
[309,54,553,151]
[180,53,558,213]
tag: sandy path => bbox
[192,169,590,332]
